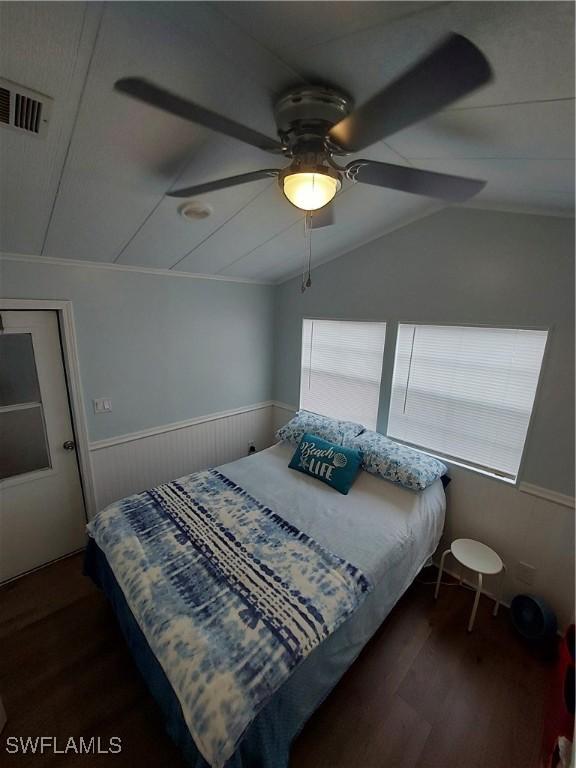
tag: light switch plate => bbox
[93,398,112,414]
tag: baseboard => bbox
[0,547,86,587]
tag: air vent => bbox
[0,87,10,125]
[0,78,52,137]
[14,92,43,132]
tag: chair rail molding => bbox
[518,482,575,509]
[89,402,276,512]
[89,401,276,451]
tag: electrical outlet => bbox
[516,561,536,585]
[93,398,112,414]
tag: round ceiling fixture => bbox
[178,201,213,221]
[279,160,341,211]
[281,169,341,211]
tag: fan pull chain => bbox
[301,214,307,292]
[301,212,313,293]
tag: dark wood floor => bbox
[0,553,552,767]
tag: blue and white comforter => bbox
[87,469,371,767]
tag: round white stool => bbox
[435,538,506,632]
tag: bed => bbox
[85,441,445,768]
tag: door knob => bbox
[63,440,75,451]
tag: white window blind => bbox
[299,319,386,430]
[388,324,548,479]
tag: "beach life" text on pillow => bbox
[298,440,348,480]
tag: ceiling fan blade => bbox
[348,160,485,202]
[167,169,280,198]
[329,33,492,152]
[310,206,335,228]
[115,78,284,154]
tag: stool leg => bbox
[468,572,482,633]
[493,564,506,617]
[435,549,451,600]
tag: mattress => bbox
[217,442,446,726]
[86,441,445,767]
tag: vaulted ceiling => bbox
[0,1,573,283]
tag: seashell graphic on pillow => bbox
[333,452,348,468]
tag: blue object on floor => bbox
[510,593,558,642]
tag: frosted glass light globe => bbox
[282,172,340,210]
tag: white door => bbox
[0,310,86,582]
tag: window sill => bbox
[432,454,517,486]
[387,439,518,487]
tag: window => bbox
[388,324,548,480]
[299,319,386,429]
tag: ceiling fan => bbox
[115,33,492,223]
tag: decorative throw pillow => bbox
[289,433,363,495]
[276,410,364,447]
[346,430,446,491]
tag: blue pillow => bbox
[289,433,363,495]
[276,410,364,447]
[346,430,446,491]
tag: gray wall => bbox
[1,260,275,442]
[2,208,573,493]
[274,208,575,497]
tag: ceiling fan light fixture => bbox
[281,168,341,211]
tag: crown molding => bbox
[0,251,273,286]
[461,201,574,219]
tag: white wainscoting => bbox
[91,401,574,627]
[441,464,574,628]
[272,404,574,626]
[90,403,277,512]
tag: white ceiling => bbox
[0,1,573,283]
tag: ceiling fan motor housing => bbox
[274,85,353,154]
[278,155,341,185]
